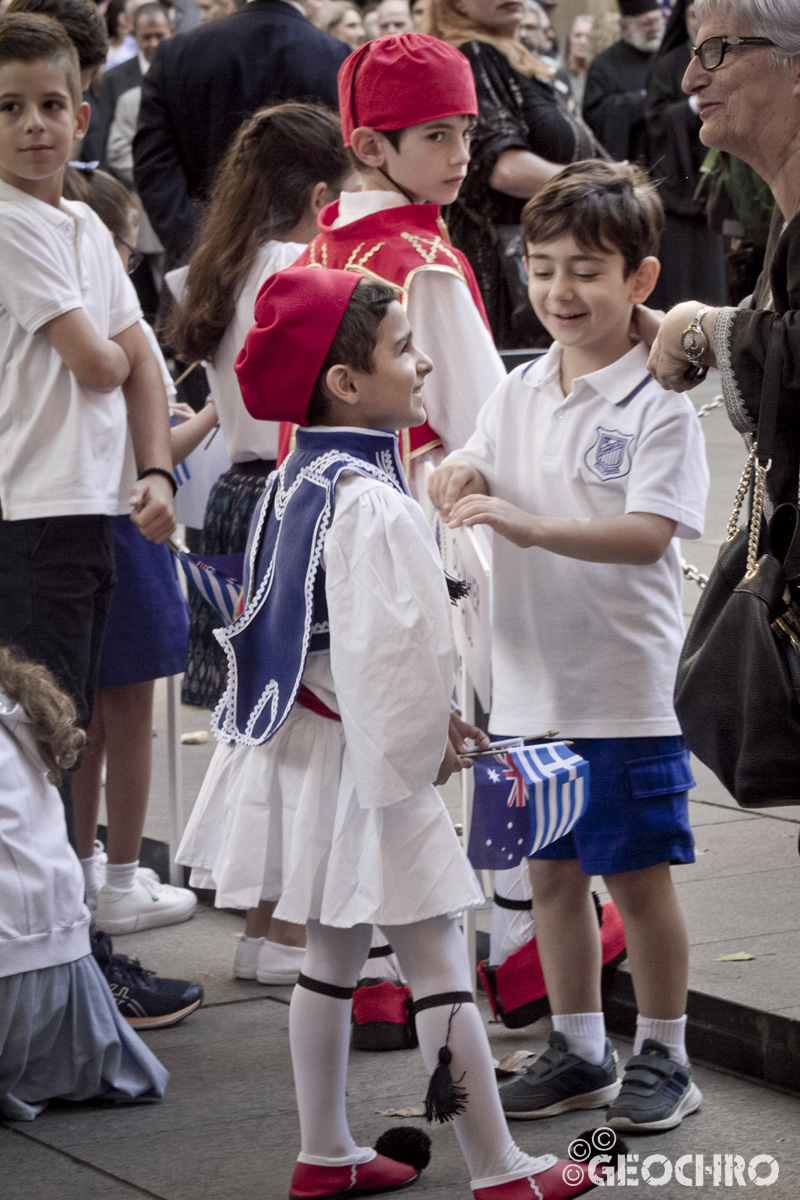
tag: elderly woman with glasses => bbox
[647,0,800,508]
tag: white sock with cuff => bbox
[552,1011,607,1065]
[633,1014,688,1065]
[104,860,139,893]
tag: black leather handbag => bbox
[674,320,800,808]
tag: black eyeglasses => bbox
[114,234,144,276]
[692,34,774,70]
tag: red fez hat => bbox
[338,33,478,148]
[235,267,362,426]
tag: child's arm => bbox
[41,309,131,391]
[428,458,489,515]
[113,322,177,543]
[169,400,218,466]
[448,496,677,565]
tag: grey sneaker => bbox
[499,1030,620,1119]
[606,1039,702,1132]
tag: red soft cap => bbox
[235,267,362,426]
[339,33,478,147]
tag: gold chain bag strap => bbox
[674,317,800,806]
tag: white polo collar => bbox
[523,340,653,408]
[0,177,87,234]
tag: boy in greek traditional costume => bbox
[292,32,504,500]
[177,268,604,1200]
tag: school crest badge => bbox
[584,427,635,481]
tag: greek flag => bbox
[467,742,589,870]
[168,541,243,625]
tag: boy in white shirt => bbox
[0,14,175,842]
[430,161,709,1134]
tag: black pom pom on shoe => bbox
[374,1127,432,1171]
[574,1128,629,1173]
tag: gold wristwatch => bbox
[681,306,712,365]
[680,306,711,382]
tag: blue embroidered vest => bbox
[213,427,409,746]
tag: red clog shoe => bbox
[351,978,417,1052]
[478,898,627,1029]
[472,1159,600,1199]
[289,1153,420,1198]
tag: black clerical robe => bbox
[583,39,655,163]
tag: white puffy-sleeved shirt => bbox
[177,470,483,926]
[0,180,141,520]
[452,342,710,738]
[166,240,305,465]
[332,191,505,498]
[0,694,91,977]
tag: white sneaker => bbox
[255,939,305,985]
[94,875,197,935]
[93,840,160,887]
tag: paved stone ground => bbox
[7,373,798,1199]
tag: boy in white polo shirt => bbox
[429,161,709,1134]
[0,14,175,843]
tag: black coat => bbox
[729,209,800,508]
[583,39,655,163]
[132,0,349,260]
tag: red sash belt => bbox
[297,683,342,723]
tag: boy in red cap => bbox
[177,268,610,1200]
[294,29,508,1033]
[294,32,505,500]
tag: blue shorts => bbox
[526,735,696,876]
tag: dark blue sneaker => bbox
[499,1030,620,1119]
[91,931,204,1029]
[606,1040,702,1132]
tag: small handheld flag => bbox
[167,539,243,625]
[467,742,589,870]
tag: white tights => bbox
[289,915,552,1183]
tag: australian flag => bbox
[467,742,589,870]
[168,541,243,625]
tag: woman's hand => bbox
[647,301,719,392]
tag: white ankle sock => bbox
[634,1015,688,1065]
[552,1012,607,1065]
[104,860,139,893]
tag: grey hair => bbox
[695,0,800,69]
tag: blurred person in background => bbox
[645,0,727,309]
[313,0,365,47]
[376,0,411,34]
[410,0,427,30]
[554,12,592,112]
[583,0,664,162]
[427,0,605,347]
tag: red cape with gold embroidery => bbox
[277,200,491,469]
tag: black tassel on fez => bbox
[424,1002,469,1123]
